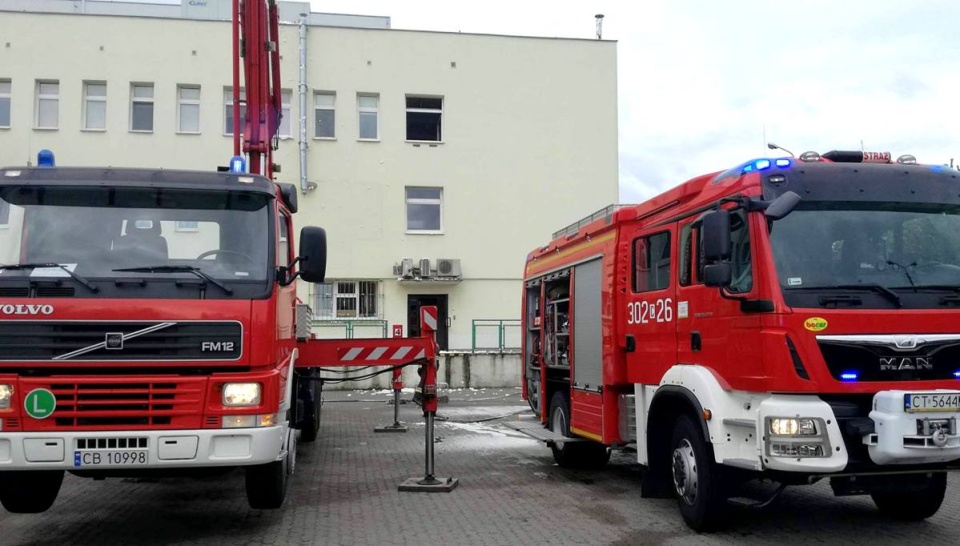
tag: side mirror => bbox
[702,209,731,261]
[703,263,732,287]
[298,226,327,283]
[765,191,800,221]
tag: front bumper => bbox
[0,426,284,470]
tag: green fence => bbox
[311,319,388,339]
[471,319,521,351]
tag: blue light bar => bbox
[840,372,858,381]
[775,158,791,168]
[755,159,771,170]
[953,371,960,378]
[37,149,56,167]
[229,155,246,173]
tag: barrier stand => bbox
[374,368,407,433]
[399,306,459,493]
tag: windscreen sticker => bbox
[804,317,828,332]
[787,277,802,286]
[30,264,77,278]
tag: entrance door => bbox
[407,294,449,350]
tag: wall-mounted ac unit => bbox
[400,258,414,278]
[419,258,432,278]
[435,258,461,278]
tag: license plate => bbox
[904,393,960,413]
[74,450,149,467]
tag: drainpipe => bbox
[298,14,316,193]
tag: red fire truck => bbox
[520,150,960,530]
[0,1,437,513]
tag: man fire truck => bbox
[519,150,960,530]
[0,0,436,513]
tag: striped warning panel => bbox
[339,346,427,362]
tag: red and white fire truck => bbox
[0,0,438,513]
[520,150,960,530]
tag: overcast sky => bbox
[306,0,960,204]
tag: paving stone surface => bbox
[1,387,959,545]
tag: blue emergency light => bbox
[741,157,791,174]
[37,149,56,167]
[229,155,246,173]
[840,371,858,381]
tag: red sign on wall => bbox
[392,324,403,338]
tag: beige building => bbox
[0,0,619,350]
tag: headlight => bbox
[0,384,13,410]
[769,417,818,436]
[222,383,261,407]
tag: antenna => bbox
[767,142,795,157]
[595,14,604,40]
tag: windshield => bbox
[0,185,272,292]
[769,202,960,306]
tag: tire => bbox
[871,472,946,521]
[245,425,293,509]
[526,377,542,417]
[548,390,610,469]
[0,470,64,513]
[298,377,322,443]
[670,415,726,532]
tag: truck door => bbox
[622,224,678,385]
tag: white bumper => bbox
[0,426,285,470]
[868,390,960,465]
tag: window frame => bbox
[405,187,443,234]
[176,84,201,134]
[0,79,11,129]
[129,82,155,133]
[81,81,107,132]
[632,231,672,293]
[357,93,380,141]
[35,80,59,130]
[313,280,380,319]
[405,95,443,143]
[223,87,247,137]
[278,89,293,139]
[313,91,336,140]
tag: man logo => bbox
[880,356,932,371]
[201,341,235,352]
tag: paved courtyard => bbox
[1,387,959,545]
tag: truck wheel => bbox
[671,415,725,531]
[548,391,609,469]
[245,426,293,509]
[871,472,946,521]
[0,470,64,513]
[526,377,542,417]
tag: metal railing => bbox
[552,203,633,240]
[311,319,388,339]
[471,319,521,351]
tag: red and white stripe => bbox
[421,306,438,332]
[339,346,426,362]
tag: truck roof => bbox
[0,166,278,196]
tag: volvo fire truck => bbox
[0,0,437,513]
[520,150,960,530]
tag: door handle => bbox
[624,335,636,353]
[691,331,702,352]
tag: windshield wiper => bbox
[826,284,902,308]
[0,263,98,293]
[112,265,233,294]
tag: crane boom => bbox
[233,0,282,177]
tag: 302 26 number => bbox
[627,299,673,325]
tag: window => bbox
[35,80,59,129]
[82,82,107,131]
[0,80,10,128]
[679,223,693,286]
[279,89,292,138]
[223,88,247,136]
[278,213,290,267]
[175,220,199,232]
[406,96,442,141]
[177,85,200,133]
[633,232,671,292]
[313,280,379,319]
[358,94,379,140]
[314,92,335,138]
[405,187,442,232]
[728,211,753,293]
[130,83,154,132]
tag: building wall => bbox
[0,10,619,350]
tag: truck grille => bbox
[21,377,206,430]
[0,321,242,361]
[818,336,960,382]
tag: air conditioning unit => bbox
[435,258,461,278]
[419,258,432,278]
[400,258,414,278]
